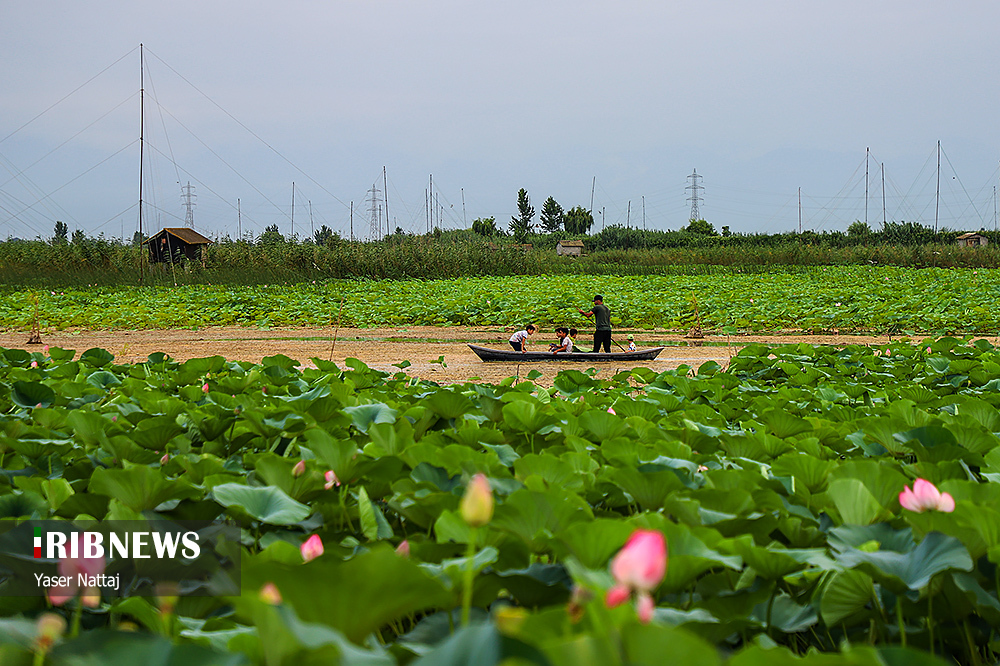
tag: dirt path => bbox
[2,326,900,385]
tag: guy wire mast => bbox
[686,169,704,221]
[181,181,196,228]
[367,183,382,240]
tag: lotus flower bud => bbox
[604,529,667,624]
[324,470,340,490]
[35,612,66,653]
[460,473,494,527]
[395,540,410,558]
[258,582,282,605]
[292,460,306,477]
[300,534,324,562]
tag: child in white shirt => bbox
[509,324,538,352]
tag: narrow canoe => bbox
[468,344,665,362]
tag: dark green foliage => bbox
[52,220,68,245]
[563,206,593,235]
[539,197,564,233]
[685,219,716,235]
[472,217,499,237]
[509,189,534,242]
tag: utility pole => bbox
[461,188,466,227]
[881,163,887,229]
[626,201,631,228]
[934,140,941,233]
[309,200,314,239]
[350,201,353,241]
[864,147,869,226]
[590,176,595,213]
[138,43,145,285]
[686,169,703,221]
[642,196,646,230]
[382,167,389,238]
[291,182,295,238]
[237,198,241,240]
[798,187,802,234]
[181,181,196,229]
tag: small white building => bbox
[556,240,585,256]
[957,232,988,247]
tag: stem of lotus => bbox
[896,596,906,648]
[461,527,478,626]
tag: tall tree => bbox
[472,217,499,236]
[539,196,564,233]
[685,219,716,235]
[509,188,535,242]
[563,206,594,235]
[52,220,68,244]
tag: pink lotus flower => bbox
[292,460,306,477]
[259,582,282,604]
[202,382,209,393]
[30,360,38,368]
[324,470,340,490]
[899,478,955,513]
[48,537,107,606]
[300,534,324,562]
[605,529,667,624]
[395,540,410,558]
[460,473,494,527]
[607,406,617,415]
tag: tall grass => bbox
[3,228,1000,287]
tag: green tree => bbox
[509,188,535,242]
[563,206,594,235]
[53,220,68,244]
[848,220,872,239]
[259,224,284,245]
[539,196,564,233]
[472,217,499,236]
[71,229,86,245]
[685,219,716,235]
[313,224,334,245]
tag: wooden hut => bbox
[956,232,988,247]
[556,240,585,256]
[144,228,212,263]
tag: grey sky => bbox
[2,1,998,241]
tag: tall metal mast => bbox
[181,181,196,228]
[138,44,145,284]
[686,169,703,221]
[934,141,941,233]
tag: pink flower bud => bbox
[35,612,66,653]
[300,534,324,562]
[607,406,617,415]
[30,360,38,368]
[460,473,494,527]
[259,582,282,604]
[292,460,306,477]
[202,382,210,393]
[604,529,667,624]
[160,453,169,465]
[899,478,955,513]
[395,540,410,558]
[324,470,340,490]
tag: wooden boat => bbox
[468,344,665,362]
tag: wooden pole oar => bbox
[328,296,345,361]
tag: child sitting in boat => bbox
[549,327,568,352]
[509,324,538,352]
[627,334,636,352]
[552,328,576,354]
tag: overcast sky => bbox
[2,1,999,241]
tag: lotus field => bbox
[5,265,1000,333]
[1,335,1000,665]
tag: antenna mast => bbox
[934,140,941,233]
[181,181,196,229]
[367,184,382,240]
[864,147,869,226]
[138,44,145,285]
[686,169,703,221]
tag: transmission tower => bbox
[367,184,382,240]
[686,170,703,221]
[181,181,196,228]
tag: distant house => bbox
[556,240,585,256]
[144,228,213,263]
[956,232,988,248]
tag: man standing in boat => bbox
[578,294,613,353]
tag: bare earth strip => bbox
[0,326,906,385]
